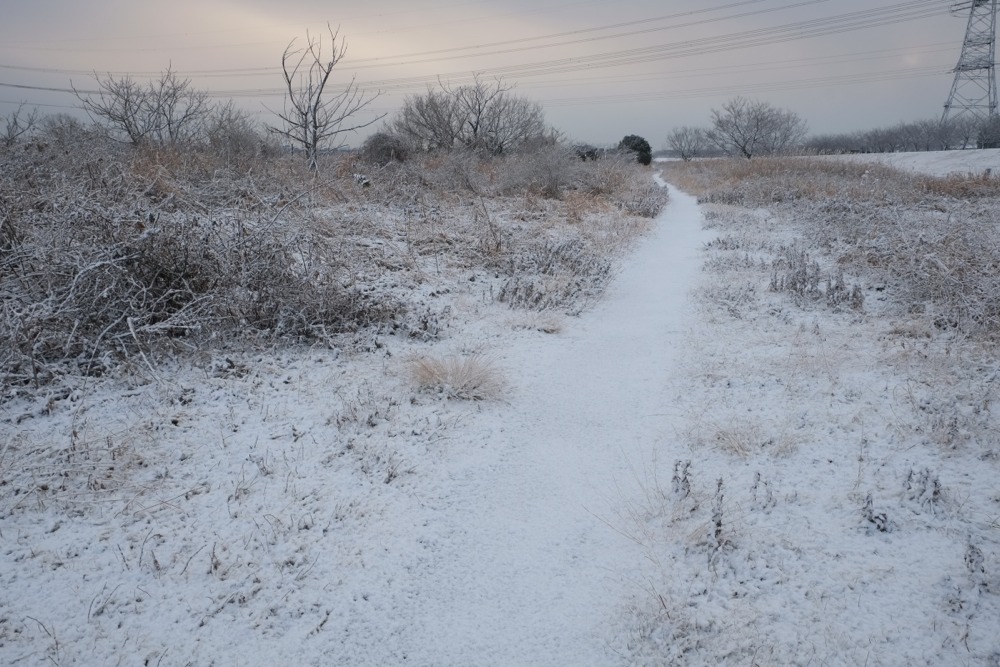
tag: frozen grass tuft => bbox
[408,353,505,401]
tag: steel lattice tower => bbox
[942,0,998,124]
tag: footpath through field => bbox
[386,178,712,665]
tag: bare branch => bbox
[3,103,39,147]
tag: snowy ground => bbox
[3,157,999,665]
[827,147,1000,178]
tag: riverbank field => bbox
[2,136,999,665]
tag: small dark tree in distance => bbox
[619,134,652,165]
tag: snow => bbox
[827,147,1000,177]
[3,157,999,665]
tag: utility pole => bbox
[941,0,998,126]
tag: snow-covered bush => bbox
[0,137,401,389]
[494,144,581,198]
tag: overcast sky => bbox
[0,0,974,146]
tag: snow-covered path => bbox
[389,180,712,665]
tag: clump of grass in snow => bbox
[409,353,505,400]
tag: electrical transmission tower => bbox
[941,0,997,125]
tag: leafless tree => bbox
[707,97,807,159]
[952,116,981,149]
[804,133,850,155]
[666,126,707,161]
[479,92,547,154]
[3,103,38,146]
[980,116,1000,148]
[74,67,210,145]
[154,69,211,143]
[392,76,546,155]
[269,25,382,172]
[806,115,992,155]
[450,76,506,150]
[392,88,462,151]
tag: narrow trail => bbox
[393,180,712,665]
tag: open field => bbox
[2,143,999,665]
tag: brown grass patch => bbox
[408,353,505,400]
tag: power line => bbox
[342,0,783,66]
[328,1,949,91]
[0,0,794,77]
[518,42,958,91]
[0,0,955,114]
[543,66,947,106]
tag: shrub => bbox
[495,144,580,198]
[2,109,664,392]
[360,131,409,166]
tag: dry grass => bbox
[408,353,505,400]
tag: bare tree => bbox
[392,75,546,155]
[980,116,1000,148]
[392,88,462,150]
[707,97,807,159]
[74,67,209,145]
[952,116,981,149]
[809,116,990,154]
[477,91,546,154]
[269,25,382,171]
[666,126,707,161]
[758,107,808,156]
[154,69,211,143]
